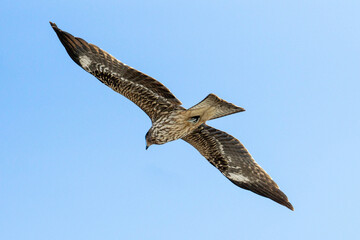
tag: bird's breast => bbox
[151,111,197,144]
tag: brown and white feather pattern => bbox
[51,22,293,211]
[182,124,294,210]
[50,22,181,121]
[188,94,245,120]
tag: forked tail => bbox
[186,94,245,122]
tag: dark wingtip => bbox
[49,21,59,31]
[49,21,62,37]
[284,201,294,211]
[268,191,294,211]
[49,21,61,34]
[49,21,85,65]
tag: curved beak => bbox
[146,140,152,150]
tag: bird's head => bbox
[145,126,172,149]
[145,130,154,150]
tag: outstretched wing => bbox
[50,22,182,121]
[182,124,294,210]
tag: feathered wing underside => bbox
[187,94,245,121]
[50,22,182,121]
[182,124,294,210]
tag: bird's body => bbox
[147,94,244,146]
[148,109,195,145]
[51,22,294,210]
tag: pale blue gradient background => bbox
[1,1,359,239]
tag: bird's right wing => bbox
[50,22,182,121]
[182,124,294,210]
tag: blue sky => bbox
[1,0,359,239]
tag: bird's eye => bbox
[188,115,200,123]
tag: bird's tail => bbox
[186,94,245,121]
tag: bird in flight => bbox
[50,22,293,210]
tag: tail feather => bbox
[187,94,245,121]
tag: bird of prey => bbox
[50,22,293,210]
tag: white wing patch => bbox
[227,172,250,183]
[79,55,92,71]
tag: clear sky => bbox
[1,0,359,239]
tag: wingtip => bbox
[49,21,61,34]
[284,201,294,211]
[276,191,294,211]
[49,21,57,28]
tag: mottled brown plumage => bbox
[50,22,293,210]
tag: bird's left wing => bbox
[50,22,182,121]
[182,124,294,210]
